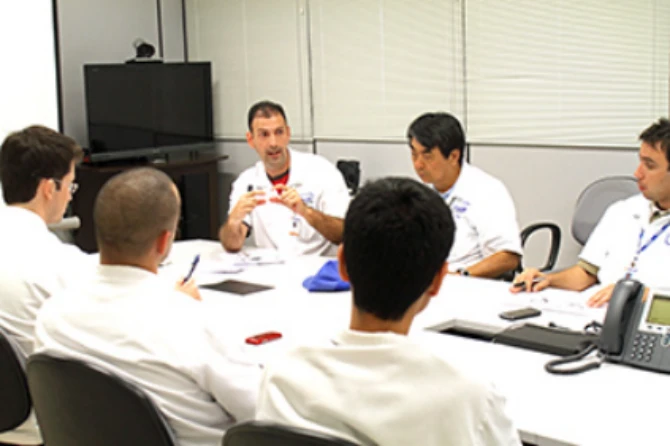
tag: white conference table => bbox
[163,240,667,446]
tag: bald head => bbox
[94,168,180,258]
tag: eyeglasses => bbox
[52,178,79,194]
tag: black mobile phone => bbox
[499,307,542,321]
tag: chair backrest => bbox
[223,421,361,446]
[336,160,361,195]
[27,353,177,446]
[0,327,31,432]
[571,176,638,245]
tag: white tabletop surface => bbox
[161,240,667,446]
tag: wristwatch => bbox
[458,268,470,276]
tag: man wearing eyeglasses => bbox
[0,125,87,446]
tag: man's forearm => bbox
[219,220,248,253]
[547,265,597,291]
[302,207,344,245]
[467,251,520,278]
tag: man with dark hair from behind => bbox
[408,112,522,278]
[0,125,87,446]
[220,100,350,255]
[514,118,670,307]
[256,177,521,446]
[35,168,261,446]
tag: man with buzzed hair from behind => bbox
[35,168,262,446]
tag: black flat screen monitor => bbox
[84,62,213,161]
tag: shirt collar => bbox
[332,329,410,346]
[649,201,670,224]
[96,264,159,284]
[437,162,469,203]
[254,147,296,186]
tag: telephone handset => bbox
[600,279,670,373]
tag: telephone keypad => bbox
[629,333,660,363]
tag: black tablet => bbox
[200,279,274,296]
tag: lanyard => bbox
[439,188,453,202]
[625,220,670,278]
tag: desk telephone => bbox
[599,279,670,373]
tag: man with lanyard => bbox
[512,118,670,307]
[407,112,522,278]
[219,100,350,255]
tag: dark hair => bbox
[247,100,288,131]
[342,177,455,321]
[407,112,466,166]
[640,118,670,169]
[94,168,180,258]
[0,126,83,204]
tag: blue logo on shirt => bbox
[301,191,315,207]
[449,198,470,217]
[665,233,670,246]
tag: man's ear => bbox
[449,149,461,165]
[245,131,254,149]
[336,244,350,282]
[286,125,291,140]
[39,178,56,201]
[427,262,448,297]
[155,230,173,258]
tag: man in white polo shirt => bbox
[407,112,522,278]
[35,168,260,446]
[0,126,88,446]
[257,178,521,446]
[219,101,349,256]
[512,118,670,307]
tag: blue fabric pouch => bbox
[302,260,351,292]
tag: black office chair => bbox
[497,222,561,281]
[336,160,361,196]
[520,222,562,272]
[26,353,177,446]
[223,420,361,446]
[0,327,31,434]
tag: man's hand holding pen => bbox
[175,254,201,301]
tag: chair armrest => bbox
[520,222,561,272]
[48,216,81,232]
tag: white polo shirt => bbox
[441,163,522,271]
[0,206,90,445]
[229,149,350,256]
[257,329,521,446]
[35,265,262,446]
[579,194,670,287]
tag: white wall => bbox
[315,140,417,183]
[0,0,61,205]
[471,145,638,269]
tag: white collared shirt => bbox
[580,194,670,287]
[257,329,521,446]
[0,206,89,356]
[229,149,350,256]
[441,163,522,271]
[0,206,90,445]
[35,265,263,446]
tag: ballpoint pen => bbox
[182,254,200,284]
